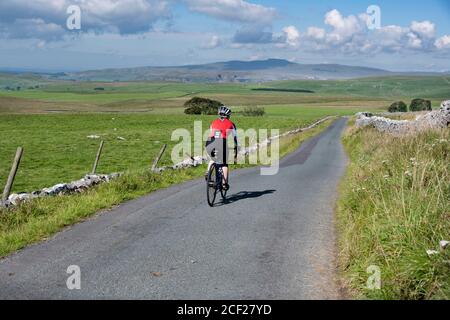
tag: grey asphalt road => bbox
[0,118,348,300]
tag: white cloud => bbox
[1,0,277,41]
[435,35,450,49]
[185,0,277,24]
[1,2,449,63]
[324,9,362,44]
[407,32,422,49]
[83,0,172,33]
[299,10,444,55]
[1,18,66,40]
[375,25,406,51]
[282,26,300,47]
[228,10,443,55]
[306,27,325,40]
[410,20,435,39]
[0,0,172,40]
[201,35,221,49]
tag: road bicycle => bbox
[206,162,228,207]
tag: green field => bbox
[1,75,448,192]
[1,75,448,114]
[267,76,450,99]
[0,106,356,193]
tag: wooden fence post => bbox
[91,140,104,174]
[185,153,195,161]
[2,147,23,203]
[152,144,167,171]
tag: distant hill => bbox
[0,72,51,90]
[53,59,396,82]
[1,59,448,84]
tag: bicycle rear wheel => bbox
[220,187,227,200]
[206,164,217,207]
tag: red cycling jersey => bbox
[209,118,237,143]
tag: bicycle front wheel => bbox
[206,165,217,207]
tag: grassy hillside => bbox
[338,123,450,299]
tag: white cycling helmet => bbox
[218,106,232,118]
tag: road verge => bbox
[337,119,449,299]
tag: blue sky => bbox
[0,0,449,72]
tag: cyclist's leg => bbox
[222,165,229,184]
[221,165,229,191]
[220,138,229,187]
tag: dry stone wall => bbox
[356,100,450,135]
[1,173,120,208]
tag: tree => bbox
[409,98,432,112]
[388,101,407,113]
[184,97,223,115]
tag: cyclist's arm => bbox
[232,123,238,159]
[232,124,238,147]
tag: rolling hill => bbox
[54,59,395,82]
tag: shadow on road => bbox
[217,189,276,206]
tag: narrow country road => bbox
[0,118,348,299]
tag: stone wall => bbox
[1,173,120,208]
[356,100,450,135]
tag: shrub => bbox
[242,106,265,117]
[184,97,223,115]
[410,98,432,112]
[388,101,407,113]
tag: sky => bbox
[0,0,449,72]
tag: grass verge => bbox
[337,121,450,299]
[0,118,334,258]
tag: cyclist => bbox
[205,106,238,191]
